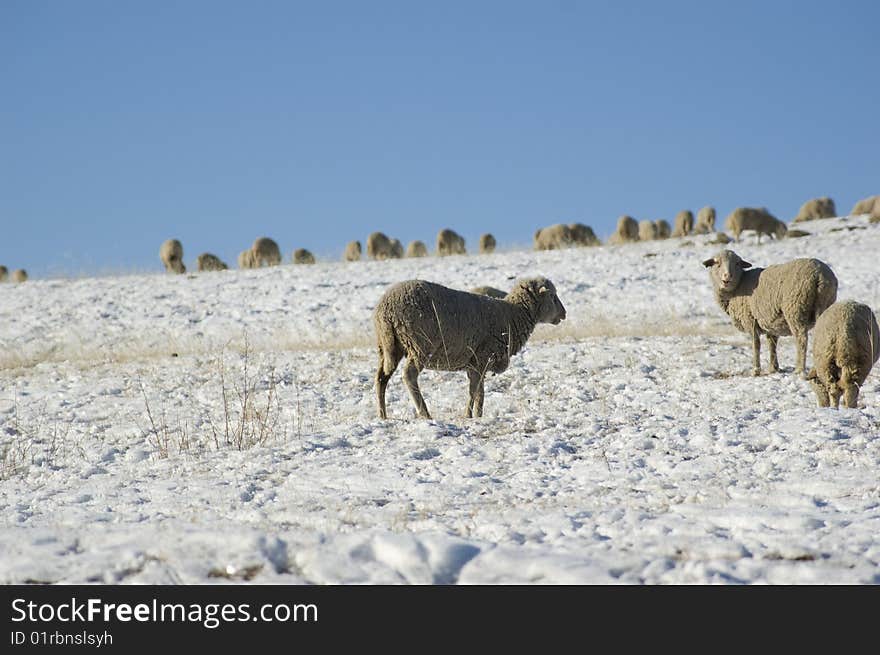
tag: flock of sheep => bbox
[371,194,880,418]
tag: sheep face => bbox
[702,250,752,293]
[519,278,566,325]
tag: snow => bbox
[1,215,879,584]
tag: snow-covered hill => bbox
[2,215,879,584]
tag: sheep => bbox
[251,237,282,267]
[11,269,28,283]
[293,248,316,264]
[694,206,716,235]
[671,210,694,237]
[794,197,836,223]
[702,249,838,376]
[344,240,362,262]
[654,219,671,239]
[436,228,466,256]
[608,215,639,244]
[196,253,228,271]
[724,206,788,243]
[238,249,257,269]
[366,231,394,260]
[0,266,7,282]
[389,239,404,259]
[638,220,658,241]
[806,300,880,409]
[534,224,574,250]
[850,195,879,216]
[373,277,566,419]
[469,285,508,299]
[406,240,429,258]
[569,223,600,247]
[159,239,186,274]
[479,233,497,253]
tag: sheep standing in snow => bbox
[389,239,404,259]
[694,206,716,234]
[608,215,639,244]
[251,237,282,267]
[569,223,600,246]
[671,210,694,237]
[724,207,788,243]
[0,266,7,282]
[534,224,574,250]
[436,228,466,256]
[702,250,838,376]
[238,249,257,269]
[654,219,671,239]
[196,253,228,271]
[794,197,836,223]
[293,248,316,264]
[11,269,28,283]
[159,239,186,274]
[469,285,508,299]
[406,240,428,258]
[373,277,566,419]
[850,195,878,216]
[366,231,394,260]
[638,220,658,241]
[344,241,362,262]
[479,233,497,253]
[806,301,879,409]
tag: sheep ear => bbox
[701,257,716,268]
[538,285,548,294]
[739,259,753,269]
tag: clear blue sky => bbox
[2,0,878,277]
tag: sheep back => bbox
[534,224,573,250]
[406,240,429,257]
[436,229,466,256]
[344,241,362,262]
[569,223,600,246]
[794,197,836,223]
[367,231,393,260]
[851,195,879,216]
[638,220,657,241]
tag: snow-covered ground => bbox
[2,215,879,584]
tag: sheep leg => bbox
[751,327,762,376]
[794,330,808,376]
[841,369,859,408]
[466,368,486,418]
[814,385,831,408]
[403,359,431,419]
[767,334,780,373]
[375,348,402,420]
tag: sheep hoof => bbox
[752,369,761,377]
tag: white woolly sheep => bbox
[238,249,257,269]
[159,239,185,274]
[11,269,28,283]
[806,300,879,408]
[366,231,394,260]
[694,206,716,234]
[638,220,658,241]
[196,253,228,272]
[794,197,836,223]
[850,195,879,216]
[702,250,838,376]
[654,219,671,239]
[373,277,566,419]
[534,224,574,250]
[479,233,497,253]
[344,241,362,262]
[671,210,694,237]
[0,265,7,282]
[293,248,316,264]
[406,240,429,258]
[436,228,466,256]
[608,215,639,244]
[569,223,600,246]
[251,237,282,267]
[389,239,404,259]
[469,285,508,299]
[724,207,788,243]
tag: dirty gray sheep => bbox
[196,253,228,271]
[794,197,836,223]
[293,248,316,264]
[159,239,186,274]
[807,300,879,408]
[407,240,428,258]
[251,237,282,267]
[344,241,362,262]
[479,233,497,253]
[702,249,838,376]
[436,229,466,256]
[373,277,566,419]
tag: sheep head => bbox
[702,249,752,293]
